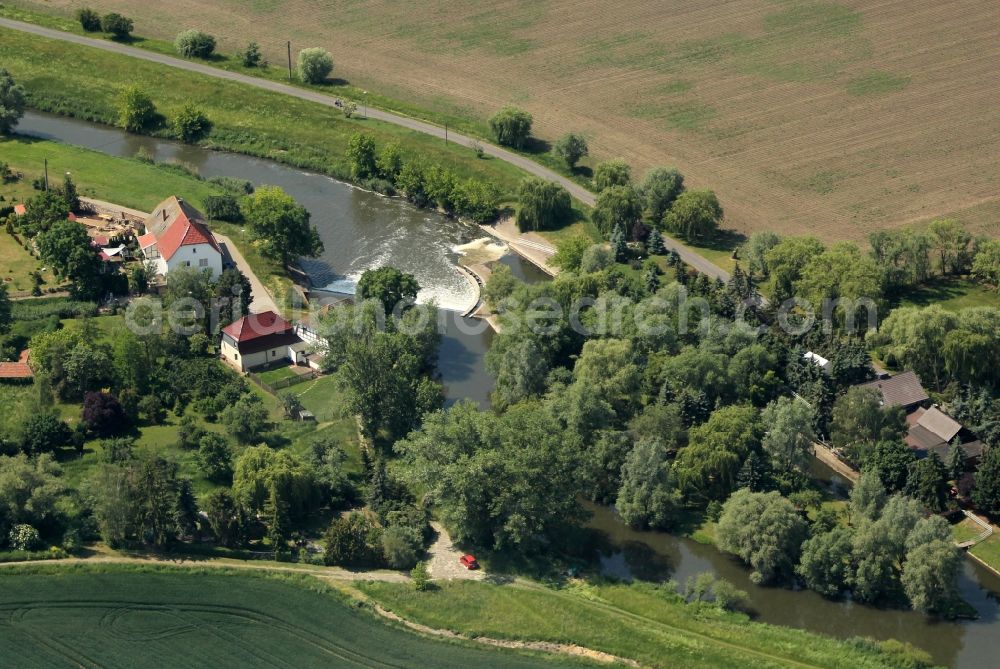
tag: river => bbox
[14,111,1000,668]
[13,110,553,406]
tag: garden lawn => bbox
[969,534,1000,575]
[894,277,1000,311]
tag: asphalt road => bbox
[0,17,730,282]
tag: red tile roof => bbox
[137,232,157,250]
[143,196,220,261]
[13,204,26,215]
[157,214,220,261]
[0,350,33,380]
[222,311,293,343]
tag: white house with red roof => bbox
[220,311,308,372]
[138,196,222,279]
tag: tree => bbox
[376,141,404,181]
[174,30,217,58]
[902,539,961,613]
[297,48,334,83]
[240,41,263,68]
[343,134,379,182]
[849,470,886,523]
[662,189,722,242]
[173,103,212,142]
[946,440,967,481]
[763,236,824,302]
[381,523,424,569]
[516,178,572,232]
[972,239,1000,290]
[797,527,854,597]
[795,243,886,324]
[929,218,972,275]
[396,401,583,552]
[616,439,681,530]
[550,235,591,272]
[202,488,245,546]
[221,393,269,444]
[760,397,816,475]
[592,185,642,237]
[716,489,808,584]
[740,231,781,279]
[197,433,232,483]
[324,512,384,567]
[592,159,631,191]
[973,445,1000,517]
[241,185,324,264]
[356,267,420,315]
[115,85,156,132]
[0,284,10,335]
[905,453,949,512]
[18,412,71,455]
[0,454,64,543]
[82,391,127,438]
[60,174,79,212]
[101,13,134,39]
[0,69,26,134]
[280,392,303,420]
[579,245,614,273]
[36,219,101,295]
[648,228,666,255]
[554,132,588,169]
[673,404,762,502]
[77,8,102,32]
[830,386,906,458]
[488,106,532,149]
[638,167,684,222]
[610,224,627,262]
[862,440,916,493]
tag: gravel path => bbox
[0,17,730,283]
[427,522,485,581]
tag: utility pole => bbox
[444,123,448,144]
[287,41,292,81]
[363,91,368,119]
[43,158,49,191]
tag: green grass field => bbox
[0,23,530,200]
[359,580,927,669]
[0,565,575,667]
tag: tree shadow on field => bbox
[315,78,353,90]
[521,136,551,155]
[572,165,593,179]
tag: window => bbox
[199,258,209,267]
[272,350,277,357]
[182,261,191,267]
[192,247,197,254]
[234,353,239,360]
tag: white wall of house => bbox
[220,338,298,372]
[165,243,222,279]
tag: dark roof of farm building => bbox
[860,371,929,409]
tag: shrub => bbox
[411,562,431,590]
[240,42,263,68]
[101,13,133,39]
[173,103,212,142]
[297,48,334,84]
[76,8,102,32]
[174,30,217,59]
[203,194,242,222]
[554,132,588,169]
[489,106,533,149]
[115,85,156,132]
[8,524,41,551]
[207,176,255,195]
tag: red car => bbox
[459,554,479,570]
